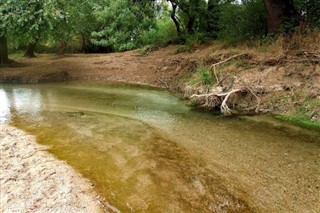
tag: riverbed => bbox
[1,81,319,212]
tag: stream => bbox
[0,81,319,213]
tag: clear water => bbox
[1,81,319,212]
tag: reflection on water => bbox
[1,81,319,213]
[13,88,42,117]
[0,89,10,123]
[0,88,42,123]
[1,82,185,131]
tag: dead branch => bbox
[213,66,219,83]
[209,54,247,84]
[216,75,230,86]
[210,53,247,69]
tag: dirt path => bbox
[0,124,106,213]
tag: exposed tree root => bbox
[191,88,246,115]
[191,86,261,115]
[188,53,261,115]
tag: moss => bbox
[274,115,320,130]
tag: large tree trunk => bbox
[263,0,296,33]
[0,35,9,67]
[24,42,37,58]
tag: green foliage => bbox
[294,0,320,28]
[174,32,207,53]
[185,32,207,46]
[1,0,68,47]
[218,0,267,43]
[141,17,178,46]
[198,68,213,86]
[91,0,156,52]
[2,0,320,55]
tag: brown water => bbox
[1,81,319,213]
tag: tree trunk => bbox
[0,35,9,67]
[263,0,296,33]
[169,2,181,36]
[187,15,195,34]
[24,42,37,58]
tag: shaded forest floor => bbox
[0,43,319,123]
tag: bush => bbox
[141,17,178,46]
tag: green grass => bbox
[274,115,320,130]
[9,51,24,59]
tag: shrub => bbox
[141,17,178,46]
[198,68,213,86]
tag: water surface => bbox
[1,81,319,212]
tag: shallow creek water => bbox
[0,81,319,213]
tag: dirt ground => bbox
[0,44,319,119]
[0,124,114,213]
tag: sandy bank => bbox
[0,124,104,213]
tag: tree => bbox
[167,0,208,35]
[0,0,68,58]
[263,0,296,33]
[0,3,9,66]
[206,0,221,38]
[168,1,182,35]
[0,35,9,66]
[91,0,156,51]
[294,0,320,28]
